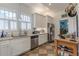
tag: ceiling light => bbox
[65,3,77,17]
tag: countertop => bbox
[27,33,47,36]
[56,38,79,44]
[0,33,47,42]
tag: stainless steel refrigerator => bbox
[47,23,55,43]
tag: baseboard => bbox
[18,49,31,56]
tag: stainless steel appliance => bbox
[31,35,38,50]
[48,23,55,43]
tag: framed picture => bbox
[60,20,68,35]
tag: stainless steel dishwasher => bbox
[31,35,38,50]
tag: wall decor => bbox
[60,20,68,35]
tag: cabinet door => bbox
[39,34,47,45]
[34,13,46,28]
[22,37,31,52]
[25,37,31,51]
[39,35,44,45]
[43,34,47,43]
[0,44,10,56]
[10,39,23,56]
[0,41,11,56]
[35,14,41,28]
[39,35,43,45]
[10,37,31,56]
[46,16,53,24]
[41,16,46,28]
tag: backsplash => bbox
[0,28,47,38]
[36,28,47,34]
[0,30,20,38]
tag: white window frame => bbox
[0,9,32,32]
[10,20,17,31]
[0,9,17,31]
[20,14,31,31]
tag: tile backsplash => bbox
[36,28,47,33]
[0,28,47,38]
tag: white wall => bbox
[54,14,77,39]
[68,17,76,34]
[54,18,60,39]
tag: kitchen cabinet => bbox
[46,16,53,24]
[33,13,46,28]
[39,34,47,45]
[10,39,23,55]
[10,37,31,56]
[0,40,12,56]
[21,37,31,52]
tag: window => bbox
[0,9,17,31]
[10,21,17,30]
[20,15,24,21]
[21,22,26,30]
[5,11,9,19]
[20,15,26,21]
[13,12,16,20]
[0,10,4,18]
[4,10,16,20]
[20,15,31,30]
[8,12,16,20]
[26,22,31,30]
[4,20,8,30]
[0,9,31,32]
[0,20,4,30]
[20,15,31,22]
[0,20,8,30]
[9,12,12,19]
[27,16,31,22]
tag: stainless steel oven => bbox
[31,35,38,50]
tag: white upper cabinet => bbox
[33,13,47,28]
[46,16,53,24]
[33,13,54,28]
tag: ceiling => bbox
[25,3,69,17]
[43,3,68,13]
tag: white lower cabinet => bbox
[10,37,31,56]
[39,34,47,45]
[10,39,23,56]
[0,41,12,56]
[0,34,48,56]
[0,37,31,56]
[22,37,31,52]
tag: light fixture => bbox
[65,3,77,17]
